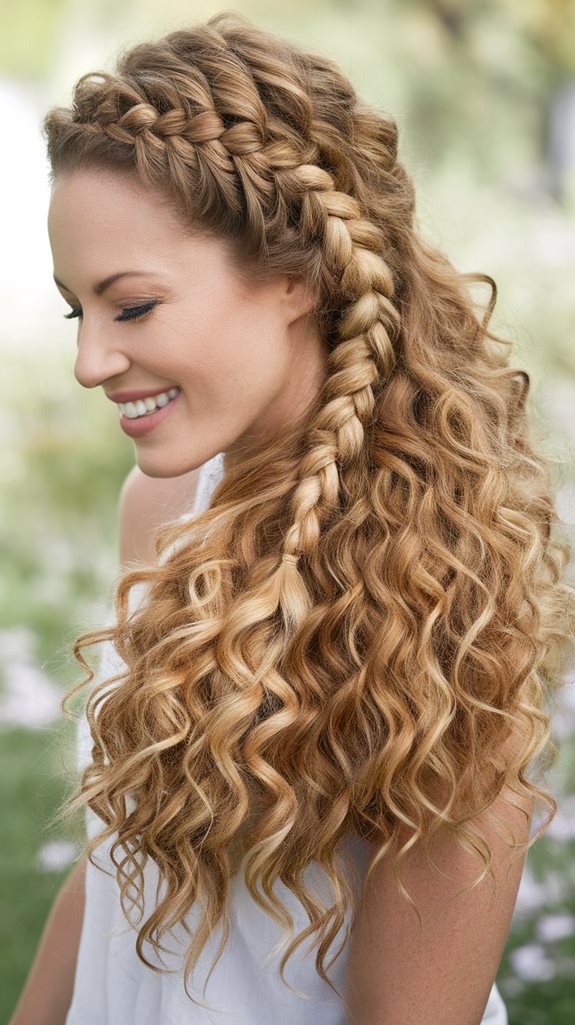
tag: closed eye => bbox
[115,301,158,322]
[63,301,158,322]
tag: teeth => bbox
[118,387,180,419]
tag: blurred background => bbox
[1,1,574,1021]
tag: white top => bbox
[66,453,508,1024]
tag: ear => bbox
[284,273,319,323]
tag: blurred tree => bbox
[396,0,575,200]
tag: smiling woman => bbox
[10,10,575,1025]
[48,167,324,476]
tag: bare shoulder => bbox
[118,463,203,566]
[345,768,532,1025]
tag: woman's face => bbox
[47,168,327,477]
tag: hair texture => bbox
[43,10,575,1011]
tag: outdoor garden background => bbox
[1,1,574,1022]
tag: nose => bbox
[73,319,131,389]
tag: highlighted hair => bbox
[43,10,575,1012]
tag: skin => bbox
[47,168,328,478]
[344,787,531,1025]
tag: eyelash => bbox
[63,300,158,322]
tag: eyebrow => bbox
[53,270,158,296]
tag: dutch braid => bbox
[51,15,403,590]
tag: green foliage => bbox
[0,349,133,672]
[0,726,83,1024]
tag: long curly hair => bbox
[43,9,575,1010]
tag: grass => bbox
[0,726,82,1022]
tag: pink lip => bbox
[119,391,180,438]
[106,387,179,403]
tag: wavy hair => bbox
[43,10,575,1010]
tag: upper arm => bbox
[344,784,533,1025]
[118,464,202,567]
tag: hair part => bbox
[43,10,575,1013]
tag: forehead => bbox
[48,169,219,279]
[48,168,178,233]
[46,168,273,298]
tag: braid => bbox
[275,164,400,566]
[47,15,402,579]
[43,6,416,987]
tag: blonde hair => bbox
[43,10,575,1010]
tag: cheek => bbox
[198,300,289,382]
[222,330,290,409]
[152,294,290,408]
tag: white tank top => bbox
[66,453,508,1024]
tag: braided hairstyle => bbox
[43,10,575,1011]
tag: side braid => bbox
[54,26,403,585]
[49,9,407,864]
[273,164,401,566]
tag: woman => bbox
[11,11,575,1025]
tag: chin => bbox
[132,456,179,478]
[134,451,209,479]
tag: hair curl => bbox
[43,9,575,1011]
